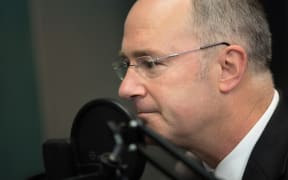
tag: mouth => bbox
[136,111,160,126]
[136,112,150,124]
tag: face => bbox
[118,0,223,148]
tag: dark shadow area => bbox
[262,0,288,100]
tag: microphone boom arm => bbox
[109,119,219,180]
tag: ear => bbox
[218,45,248,93]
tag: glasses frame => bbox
[113,42,230,80]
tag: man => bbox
[112,0,288,179]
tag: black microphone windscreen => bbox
[70,98,146,180]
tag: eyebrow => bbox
[119,49,161,59]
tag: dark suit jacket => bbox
[242,95,288,180]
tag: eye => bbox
[134,56,169,78]
[137,56,165,70]
[141,59,156,69]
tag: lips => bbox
[136,112,150,124]
[134,101,159,124]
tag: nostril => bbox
[129,95,139,100]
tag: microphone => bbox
[42,98,218,180]
[42,98,146,180]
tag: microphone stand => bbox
[52,119,218,180]
[112,119,219,180]
[42,97,217,180]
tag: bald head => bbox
[125,0,192,30]
[122,0,271,73]
[122,0,197,54]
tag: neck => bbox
[188,73,275,168]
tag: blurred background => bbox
[0,0,287,179]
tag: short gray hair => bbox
[189,0,272,73]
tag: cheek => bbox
[160,62,219,120]
[156,78,218,139]
[146,62,219,143]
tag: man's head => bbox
[121,0,271,72]
[116,0,273,165]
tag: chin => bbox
[137,113,172,140]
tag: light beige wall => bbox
[30,0,129,139]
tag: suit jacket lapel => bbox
[242,96,288,180]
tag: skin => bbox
[119,0,274,168]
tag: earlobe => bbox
[219,45,248,93]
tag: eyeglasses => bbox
[112,42,230,80]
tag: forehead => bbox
[121,0,194,57]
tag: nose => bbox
[118,68,146,100]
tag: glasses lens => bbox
[112,61,128,80]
